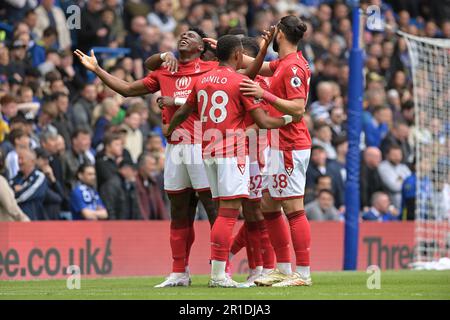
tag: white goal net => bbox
[400,32,450,269]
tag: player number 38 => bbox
[198,90,228,123]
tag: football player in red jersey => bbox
[227,37,276,285]
[167,35,294,287]
[238,15,314,287]
[74,29,220,288]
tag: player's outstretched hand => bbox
[240,78,264,99]
[162,52,178,73]
[203,38,217,50]
[260,26,276,50]
[157,96,175,109]
[74,49,98,72]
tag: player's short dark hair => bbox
[228,27,248,37]
[241,37,260,58]
[278,15,307,45]
[216,35,243,62]
[189,27,208,54]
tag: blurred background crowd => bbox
[0,0,449,222]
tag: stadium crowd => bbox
[0,0,449,222]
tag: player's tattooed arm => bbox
[144,52,178,72]
[74,49,149,97]
[166,103,193,137]
[240,79,305,118]
[242,26,275,79]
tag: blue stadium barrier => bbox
[344,0,364,270]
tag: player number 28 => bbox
[198,89,228,123]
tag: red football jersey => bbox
[244,75,270,165]
[267,51,312,150]
[142,58,218,144]
[186,66,263,160]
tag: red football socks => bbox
[246,221,263,269]
[230,223,247,255]
[170,218,191,273]
[257,219,275,269]
[262,211,291,263]
[184,216,196,270]
[210,208,240,261]
[287,210,311,267]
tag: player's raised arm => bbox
[166,102,194,137]
[240,78,306,118]
[74,49,149,97]
[242,26,275,79]
[203,38,273,77]
[144,51,179,72]
[203,37,273,77]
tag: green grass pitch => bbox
[1,271,449,300]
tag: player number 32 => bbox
[198,90,228,123]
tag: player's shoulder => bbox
[282,52,309,69]
[255,75,270,90]
[234,71,250,81]
[199,59,219,69]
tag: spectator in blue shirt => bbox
[362,191,400,222]
[70,163,108,220]
[10,148,48,220]
[363,105,391,147]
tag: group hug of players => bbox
[75,14,313,288]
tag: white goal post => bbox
[399,31,450,269]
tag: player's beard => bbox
[272,31,280,53]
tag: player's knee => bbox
[282,198,304,214]
[242,200,261,221]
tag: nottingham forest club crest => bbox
[175,76,192,90]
